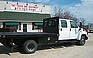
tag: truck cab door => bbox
[70,21,79,39]
[59,20,70,40]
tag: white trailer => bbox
[88,23,93,32]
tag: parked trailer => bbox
[0,17,88,54]
[88,23,93,32]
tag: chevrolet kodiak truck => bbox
[0,17,88,54]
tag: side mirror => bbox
[79,22,82,28]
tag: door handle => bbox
[70,28,71,31]
[60,28,62,31]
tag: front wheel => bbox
[77,36,86,46]
[22,40,37,54]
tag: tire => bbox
[77,36,86,46]
[22,40,37,54]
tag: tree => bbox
[79,18,86,25]
[52,6,79,23]
[52,6,86,25]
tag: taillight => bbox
[85,29,88,35]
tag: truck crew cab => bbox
[0,17,88,54]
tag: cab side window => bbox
[70,21,78,28]
[61,20,67,28]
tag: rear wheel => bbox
[77,36,86,46]
[22,40,37,54]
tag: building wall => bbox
[17,22,43,32]
[0,22,43,32]
[27,22,32,32]
[0,23,3,28]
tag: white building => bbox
[0,1,50,32]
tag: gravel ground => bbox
[0,33,93,58]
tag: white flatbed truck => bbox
[0,17,88,54]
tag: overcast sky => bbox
[1,0,93,24]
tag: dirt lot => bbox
[0,33,93,58]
